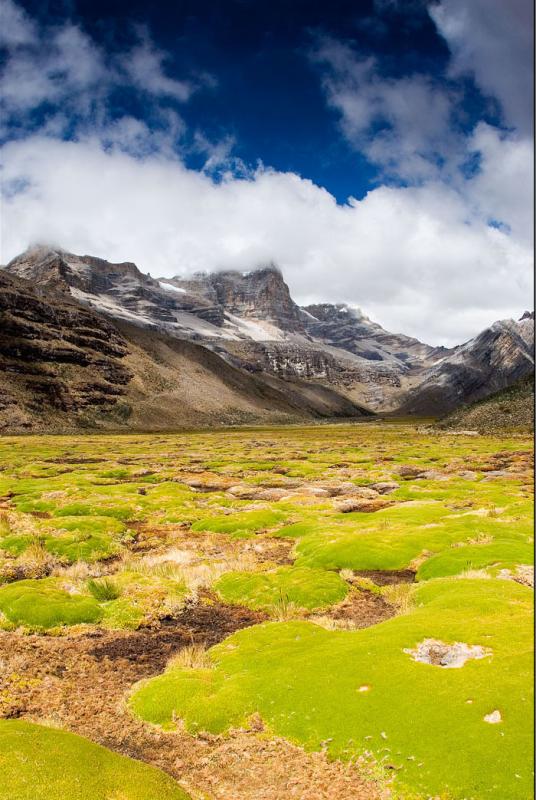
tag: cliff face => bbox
[0,271,132,429]
[0,269,371,432]
[6,246,224,328]
[3,245,534,420]
[169,266,305,332]
[395,317,535,415]
[302,303,449,367]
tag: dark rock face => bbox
[169,265,305,332]
[4,245,534,418]
[6,246,224,328]
[0,271,132,428]
[221,340,403,393]
[396,318,535,415]
[302,303,449,369]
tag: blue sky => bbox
[0,0,533,343]
[1,0,500,199]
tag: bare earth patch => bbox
[309,588,395,630]
[404,639,492,668]
[0,599,385,800]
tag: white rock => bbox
[484,710,502,724]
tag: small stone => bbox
[484,710,502,724]
[369,481,400,494]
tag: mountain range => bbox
[0,244,533,432]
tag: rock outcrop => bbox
[167,265,305,332]
[0,270,132,429]
[0,269,372,432]
[7,245,224,329]
[396,315,534,416]
[3,245,534,420]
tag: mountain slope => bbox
[0,270,371,433]
[4,246,449,410]
[395,314,534,416]
[4,245,533,419]
[436,372,534,433]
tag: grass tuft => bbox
[87,577,121,601]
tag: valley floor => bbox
[0,423,533,800]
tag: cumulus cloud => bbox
[430,0,533,133]
[0,0,205,138]
[312,38,460,182]
[0,0,36,47]
[0,0,532,347]
[465,123,533,246]
[1,134,531,345]
[119,29,195,102]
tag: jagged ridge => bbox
[4,245,534,418]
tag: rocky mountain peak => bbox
[6,245,150,296]
[5,247,225,329]
[169,264,305,332]
[304,303,364,323]
[3,243,533,420]
[6,245,74,293]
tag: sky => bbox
[0,0,533,345]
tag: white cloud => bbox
[1,134,531,346]
[312,38,460,182]
[0,4,205,134]
[0,0,36,47]
[0,0,532,349]
[430,0,533,133]
[120,32,193,102]
[465,123,533,246]
[0,18,106,118]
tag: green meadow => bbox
[0,423,532,799]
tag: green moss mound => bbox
[293,500,533,576]
[131,578,533,800]
[0,719,190,799]
[97,569,188,630]
[417,538,534,580]
[191,509,285,536]
[0,579,103,629]
[214,566,348,612]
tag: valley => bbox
[0,423,532,799]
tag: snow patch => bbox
[224,313,286,342]
[159,281,186,294]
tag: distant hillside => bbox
[0,271,371,433]
[436,373,534,433]
[2,245,534,424]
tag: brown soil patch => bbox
[355,569,415,586]
[0,598,384,800]
[310,589,395,630]
[45,457,107,464]
[90,597,267,667]
[128,523,295,566]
